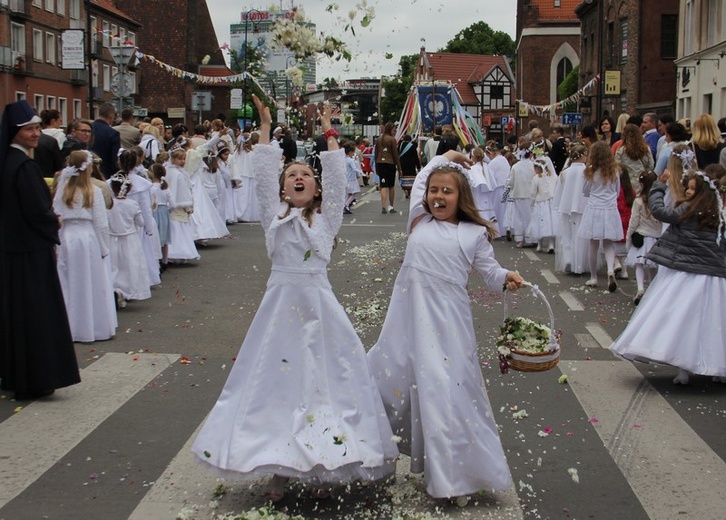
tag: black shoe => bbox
[343,207,352,214]
[388,207,397,214]
[381,207,388,214]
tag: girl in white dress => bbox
[578,141,624,291]
[232,132,261,222]
[553,144,591,274]
[189,149,229,243]
[107,174,150,306]
[191,96,398,502]
[485,142,510,236]
[149,164,173,270]
[526,157,558,253]
[507,144,536,247]
[54,150,116,342]
[367,150,525,501]
[610,170,726,385]
[165,144,199,262]
[117,149,160,287]
[343,142,362,213]
[624,171,662,305]
[469,147,497,223]
[216,145,237,224]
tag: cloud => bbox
[206,0,516,79]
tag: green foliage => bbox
[228,45,273,126]
[380,54,417,124]
[557,65,579,102]
[441,21,515,59]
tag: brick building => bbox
[0,0,88,122]
[414,47,515,141]
[575,0,679,124]
[516,0,581,133]
[115,0,229,126]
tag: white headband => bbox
[60,151,93,180]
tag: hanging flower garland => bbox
[517,75,600,117]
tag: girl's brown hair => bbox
[638,170,658,213]
[149,164,168,189]
[278,162,322,227]
[585,141,619,183]
[679,172,720,229]
[62,151,94,208]
[421,167,498,238]
[621,123,650,160]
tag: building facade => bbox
[516,0,581,132]
[415,47,515,140]
[674,0,726,121]
[576,0,679,124]
[115,0,228,126]
[230,8,316,108]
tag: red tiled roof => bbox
[198,65,234,77]
[531,0,580,22]
[420,53,512,105]
[91,0,139,26]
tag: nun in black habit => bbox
[0,100,80,400]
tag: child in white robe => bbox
[368,150,525,501]
[191,96,398,502]
[108,174,151,306]
[527,157,558,252]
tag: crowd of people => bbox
[1,95,724,509]
[410,114,725,389]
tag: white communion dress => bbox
[367,155,513,499]
[191,144,398,485]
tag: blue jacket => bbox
[90,119,120,179]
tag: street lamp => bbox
[109,44,136,115]
[285,55,296,113]
[242,9,262,126]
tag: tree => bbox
[379,54,417,124]
[228,44,271,124]
[557,65,579,104]
[441,21,515,60]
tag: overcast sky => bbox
[205,0,517,80]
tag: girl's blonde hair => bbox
[585,141,619,183]
[421,167,498,238]
[691,113,721,151]
[62,150,94,208]
[667,142,691,201]
[143,124,161,141]
[170,148,187,162]
[278,162,321,227]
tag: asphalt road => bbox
[1,185,725,520]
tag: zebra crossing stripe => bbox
[562,360,726,519]
[0,352,179,509]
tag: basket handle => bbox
[503,282,559,351]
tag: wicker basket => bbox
[499,282,560,373]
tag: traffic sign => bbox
[562,112,583,126]
[500,116,510,127]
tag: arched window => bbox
[556,57,573,89]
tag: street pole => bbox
[285,56,296,126]
[241,9,261,127]
[85,0,94,119]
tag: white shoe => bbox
[536,244,542,252]
[673,369,690,385]
[633,289,644,306]
[585,278,598,287]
